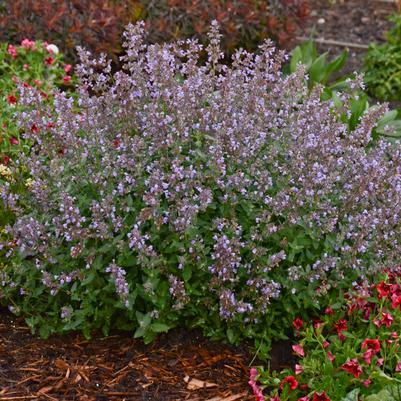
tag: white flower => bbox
[46,44,59,55]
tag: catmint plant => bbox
[0,22,400,348]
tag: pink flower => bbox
[23,64,29,71]
[362,379,372,387]
[292,344,305,357]
[64,64,72,73]
[363,348,375,365]
[248,368,264,401]
[21,39,35,49]
[322,340,330,348]
[377,358,384,366]
[295,364,304,375]
[395,362,401,372]
[7,44,17,58]
[297,397,309,401]
[327,351,335,362]
[9,137,19,145]
[324,307,333,315]
[63,76,71,83]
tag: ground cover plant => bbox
[253,271,401,401]
[1,22,401,359]
[364,14,401,101]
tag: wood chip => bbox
[184,376,218,390]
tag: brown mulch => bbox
[0,308,295,401]
[299,0,398,75]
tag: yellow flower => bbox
[0,164,12,180]
[25,178,35,189]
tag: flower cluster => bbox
[0,38,73,166]
[256,271,401,400]
[0,22,399,343]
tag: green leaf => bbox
[151,322,170,333]
[290,46,303,73]
[324,51,347,82]
[365,389,396,401]
[341,389,359,401]
[309,54,328,85]
[134,326,145,338]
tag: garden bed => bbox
[0,308,296,400]
[2,1,401,401]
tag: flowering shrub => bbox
[0,0,138,62]
[143,0,310,53]
[0,0,309,63]
[255,271,401,400]
[0,23,400,346]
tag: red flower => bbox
[2,155,10,165]
[313,319,323,329]
[7,95,17,105]
[334,319,347,333]
[381,312,393,328]
[63,76,71,83]
[31,124,39,134]
[45,57,54,65]
[391,293,401,309]
[341,359,363,378]
[361,339,380,354]
[324,307,334,315]
[9,137,19,145]
[313,392,331,401]
[292,344,305,357]
[112,139,121,148]
[293,318,303,330]
[279,375,298,391]
[377,281,391,298]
